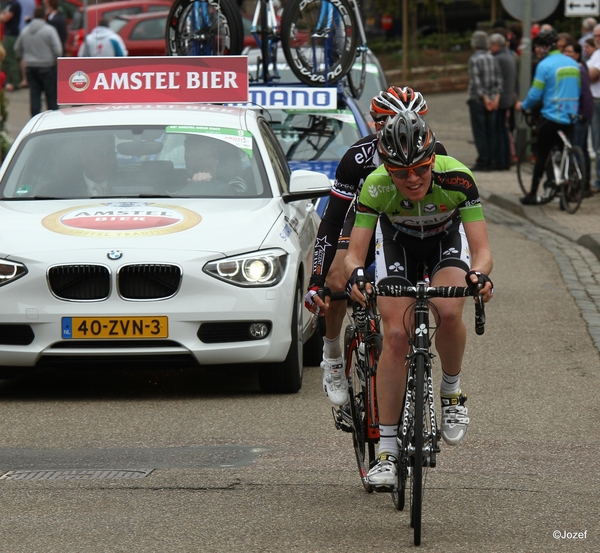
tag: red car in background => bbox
[108,11,169,56]
[65,0,172,56]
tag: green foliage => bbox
[369,31,472,54]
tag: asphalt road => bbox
[0,90,598,552]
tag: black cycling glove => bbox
[345,267,367,296]
[465,270,493,293]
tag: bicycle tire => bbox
[560,145,585,214]
[411,354,425,546]
[345,329,374,493]
[516,137,535,196]
[280,0,358,87]
[393,392,409,511]
[166,0,244,56]
[345,46,367,99]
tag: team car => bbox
[0,103,331,393]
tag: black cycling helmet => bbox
[533,29,558,48]
[370,86,428,127]
[377,111,436,168]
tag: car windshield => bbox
[1,126,271,199]
[268,109,361,162]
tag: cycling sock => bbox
[378,424,399,456]
[323,335,342,359]
[440,370,460,396]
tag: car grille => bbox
[118,264,181,300]
[198,322,272,343]
[0,324,35,345]
[47,264,182,301]
[48,265,110,300]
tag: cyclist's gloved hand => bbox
[345,267,367,296]
[465,270,493,293]
[304,284,330,312]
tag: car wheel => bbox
[259,281,303,393]
[303,326,323,367]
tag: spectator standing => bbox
[563,41,594,196]
[18,0,36,88]
[584,37,596,61]
[14,7,62,116]
[489,32,516,170]
[44,0,67,55]
[0,0,22,91]
[579,17,597,62]
[78,18,128,57]
[467,30,503,172]
[586,23,600,191]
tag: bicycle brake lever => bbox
[474,295,485,336]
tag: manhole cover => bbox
[0,469,153,481]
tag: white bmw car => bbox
[0,103,330,392]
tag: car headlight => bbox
[203,249,288,287]
[0,260,27,287]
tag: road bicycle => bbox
[516,111,585,213]
[331,289,382,494]
[280,0,369,97]
[166,0,244,56]
[329,276,486,546]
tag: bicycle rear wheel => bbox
[166,0,243,56]
[345,327,377,493]
[560,145,585,213]
[281,0,358,87]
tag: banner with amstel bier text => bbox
[57,56,249,105]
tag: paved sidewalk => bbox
[3,86,600,259]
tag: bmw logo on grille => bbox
[107,250,123,260]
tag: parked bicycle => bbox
[328,275,486,546]
[516,110,585,213]
[166,0,369,95]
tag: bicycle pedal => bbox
[372,484,394,493]
[332,406,352,433]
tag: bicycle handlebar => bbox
[321,283,486,335]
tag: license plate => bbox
[62,317,168,339]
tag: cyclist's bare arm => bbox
[463,219,494,302]
[344,225,374,305]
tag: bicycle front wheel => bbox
[281,0,358,87]
[166,0,243,56]
[345,329,377,493]
[410,355,425,546]
[560,145,585,214]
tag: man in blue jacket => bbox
[516,29,581,205]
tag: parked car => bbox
[65,0,172,56]
[0,103,330,393]
[108,11,169,56]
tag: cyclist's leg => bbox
[522,118,556,200]
[429,223,470,445]
[366,220,417,487]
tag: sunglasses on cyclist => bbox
[386,158,434,179]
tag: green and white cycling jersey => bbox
[355,155,485,239]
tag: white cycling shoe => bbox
[321,356,348,406]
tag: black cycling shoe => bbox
[519,193,539,205]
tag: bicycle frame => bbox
[554,130,583,185]
[251,0,280,82]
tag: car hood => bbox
[0,198,284,258]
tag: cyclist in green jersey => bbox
[344,111,494,489]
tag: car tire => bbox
[259,281,303,394]
[302,326,323,367]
